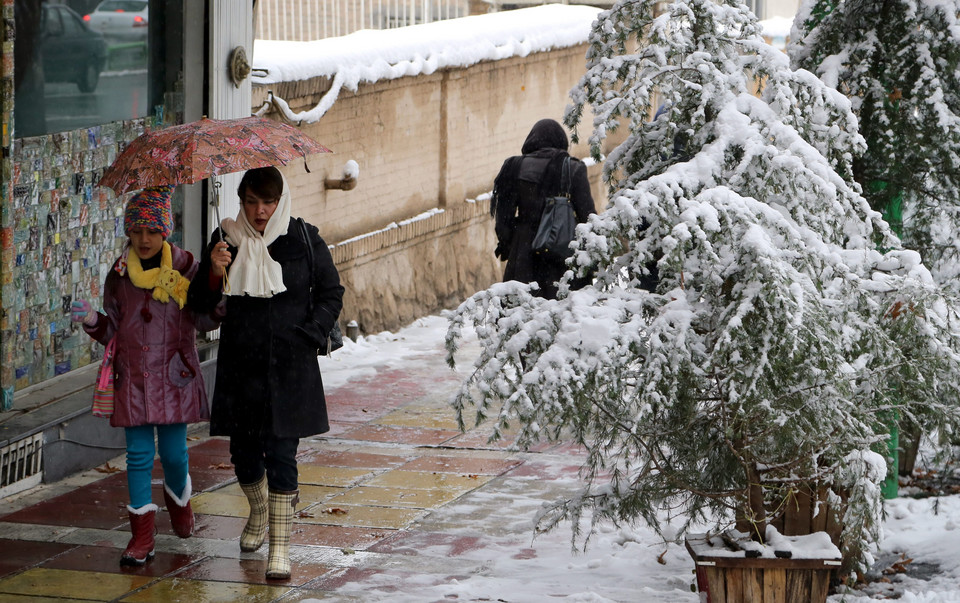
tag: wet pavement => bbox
[0,337,592,602]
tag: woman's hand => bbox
[211,241,232,276]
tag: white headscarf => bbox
[220,172,292,298]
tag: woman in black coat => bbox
[491,118,595,300]
[189,166,343,581]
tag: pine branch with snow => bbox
[447,0,960,575]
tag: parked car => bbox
[84,0,149,43]
[41,3,107,93]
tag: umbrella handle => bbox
[211,180,224,242]
[209,179,230,293]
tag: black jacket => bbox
[492,119,595,300]
[189,218,344,438]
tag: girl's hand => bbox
[211,242,232,276]
[71,300,97,326]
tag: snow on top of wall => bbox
[252,4,601,86]
[335,208,445,247]
[250,5,600,123]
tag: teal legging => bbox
[125,424,188,509]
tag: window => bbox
[13,0,154,139]
[98,0,148,10]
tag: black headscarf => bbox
[520,119,569,155]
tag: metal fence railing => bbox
[255,0,471,41]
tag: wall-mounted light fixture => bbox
[324,160,360,191]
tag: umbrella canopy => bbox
[99,116,332,195]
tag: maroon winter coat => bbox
[84,244,211,428]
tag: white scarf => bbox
[220,174,292,298]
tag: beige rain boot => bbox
[238,475,269,552]
[265,489,298,580]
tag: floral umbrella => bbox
[98,116,332,195]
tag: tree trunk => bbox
[898,417,922,476]
[746,463,767,542]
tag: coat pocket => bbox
[168,350,197,388]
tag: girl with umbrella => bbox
[71,186,211,566]
[189,165,344,580]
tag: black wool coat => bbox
[492,148,595,300]
[189,218,344,439]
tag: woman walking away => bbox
[189,166,344,580]
[71,186,211,566]
[491,118,596,300]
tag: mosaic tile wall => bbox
[2,121,154,405]
[1,0,15,409]
[2,0,10,153]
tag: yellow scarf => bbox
[127,242,191,309]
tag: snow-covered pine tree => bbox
[789,0,960,482]
[446,0,960,573]
[789,0,960,290]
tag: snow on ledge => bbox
[335,208,446,247]
[250,5,601,123]
[253,5,600,85]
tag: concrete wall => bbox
[253,42,612,335]
[330,202,500,335]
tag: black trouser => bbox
[230,431,299,492]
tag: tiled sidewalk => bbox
[0,346,586,601]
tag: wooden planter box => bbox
[686,533,840,603]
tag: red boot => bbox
[121,504,158,566]
[163,475,194,538]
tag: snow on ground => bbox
[316,315,960,602]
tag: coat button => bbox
[143,372,149,377]
[142,346,149,351]
[181,371,189,377]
